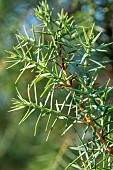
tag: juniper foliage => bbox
[7,1,113,169]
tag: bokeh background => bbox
[0,0,113,169]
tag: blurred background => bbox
[0,0,113,169]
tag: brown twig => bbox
[84,114,113,155]
[50,44,77,89]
